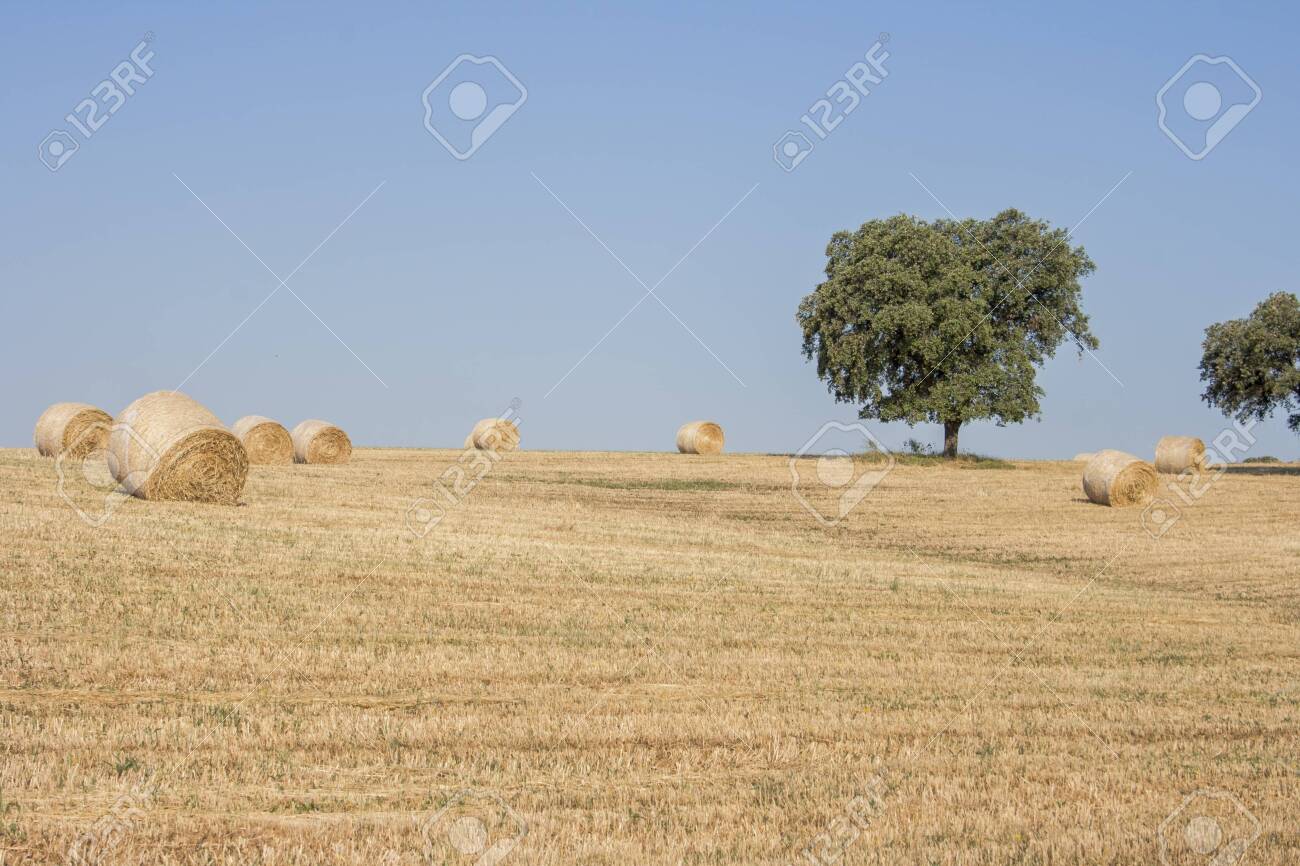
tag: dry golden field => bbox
[1,446,1297,865]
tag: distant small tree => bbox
[796,209,1098,456]
[1199,292,1300,433]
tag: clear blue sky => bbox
[5,1,1297,458]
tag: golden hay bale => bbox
[33,402,112,458]
[291,419,352,464]
[465,418,521,452]
[108,391,248,504]
[1082,449,1157,507]
[1154,435,1206,475]
[676,421,725,455]
[1072,452,1094,462]
[231,415,294,465]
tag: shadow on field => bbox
[777,452,1015,469]
[1222,463,1300,477]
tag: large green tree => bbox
[797,209,1098,456]
[1199,292,1300,432]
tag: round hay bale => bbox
[465,418,520,452]
[33,402,112,458]
[231,415,294,465]
[676,421,725,455]
[291,419,352,464]
[1072,452,1094,463]
[1154,435,1206,475]
[1082,449,1157,507]
[108,391,248,504]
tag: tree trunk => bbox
[943,420,960,458]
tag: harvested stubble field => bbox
[1,447,1297,865]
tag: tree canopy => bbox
[796,209,1098,456]
[1199,292,1300,433]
